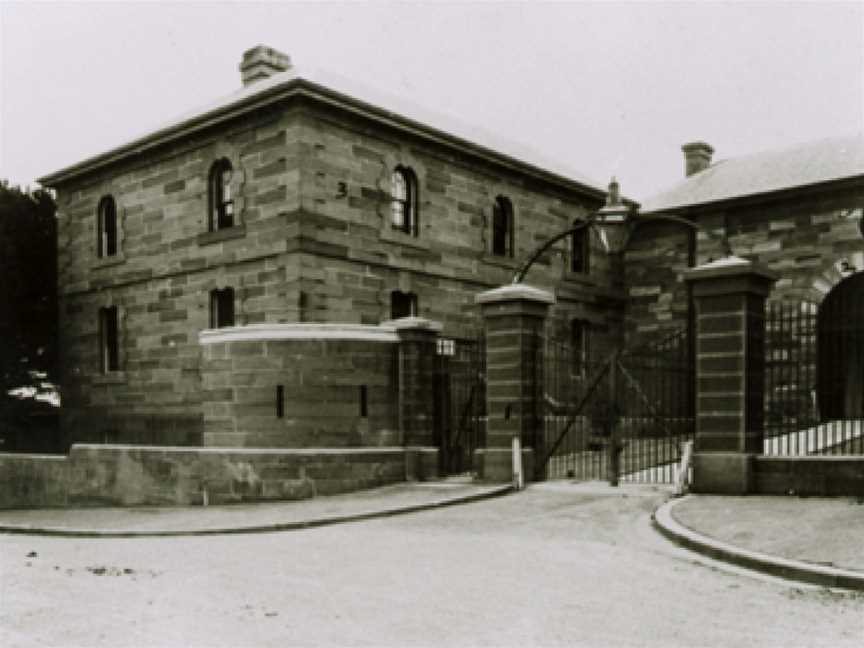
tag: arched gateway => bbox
[817,271,864,419]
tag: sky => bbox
[1,1,862,201]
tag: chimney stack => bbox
[681,141,714,177]
[240,45,291,86]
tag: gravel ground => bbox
[2,483,863,647]
[672,495,864,572]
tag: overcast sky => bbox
[1,1,862,200]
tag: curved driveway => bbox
[2,483,862,647]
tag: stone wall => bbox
[754,456,864,496]
[0,444,423,509]
[624,184,864,344]
[199,324,399,448]
[56,108,303,446]
[292,106,615,335]
[53,95,619,447]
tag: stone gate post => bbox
[475,284,555,482]
[684,257,777,494]
[394,317,441,479]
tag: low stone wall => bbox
[754,456,864,496]
[199,323,399,448]
[0,444,438,509]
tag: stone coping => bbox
[66,444,409,456]
[475,283,556,305]
[199,323,400,345]
[683,255,779,282]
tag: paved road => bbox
[2,483,862,647]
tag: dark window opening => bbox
[492,196,514,257]
[99,306,119,373]
[571,222,590,274]
[571,319,588,378]
[276,385,285,418]
[209,287,235,328]
[97,195,118,258]
[390,291,418,319]
[359,385,368,418]
[390,166,418,236]
[208,158,234,231]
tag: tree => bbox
[0,180,58,450]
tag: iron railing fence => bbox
[765,301,864,456]
[542,327,695,483]
[433,334,486,475]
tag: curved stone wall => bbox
[199,324,399,448]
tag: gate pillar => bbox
[394,317,442,480]
[476,284,555,482]
[684,257,777,494]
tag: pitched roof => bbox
[38,65,606,198]
[641,134,864,213]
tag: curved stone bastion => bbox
[198,323,401,449]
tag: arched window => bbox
[208,159,234,231]
[571,221,590,274]
[390,166,418,236]
[97,195,118,258]
[492,196,514,257]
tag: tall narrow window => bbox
[571,221,590,274]
[390,290,418,319]
[99,306,119,373]
[390,166,418,236]
[97,195,118,258]
[208,158,234,231]
[209,287,235,328]
[492,196,514,257]
[571,319,589,378]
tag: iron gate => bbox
[433,336,486,475]
[766,301,864,455]
[539,328,695,483]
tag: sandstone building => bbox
[39,45,624,450]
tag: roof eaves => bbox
[38,77,608,203]
[642,172,864,215]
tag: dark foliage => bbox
[0,180,59,451]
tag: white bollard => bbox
[674,440,693,496]
[512,435,524,490]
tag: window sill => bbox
[92,371,126,385]
[91,254,126,270]
[379,227,430,251]
[563,271,596,286]
[481,254,518,271]
[197,223,246,246]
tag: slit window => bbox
[359,385,368,418]
[209,287,235,328]
[492,196,514,257]
[276,385,285,418]
[390,166,418,236]
[208,158,234,231]
[99,306,119,373]
[390,290,418,319]
[97,195,118,258]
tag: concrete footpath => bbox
[2,477,863,591]
[0,479,510,537]
[654,493,864,591]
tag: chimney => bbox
[240,45,291,86]
[681,141,714,177]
